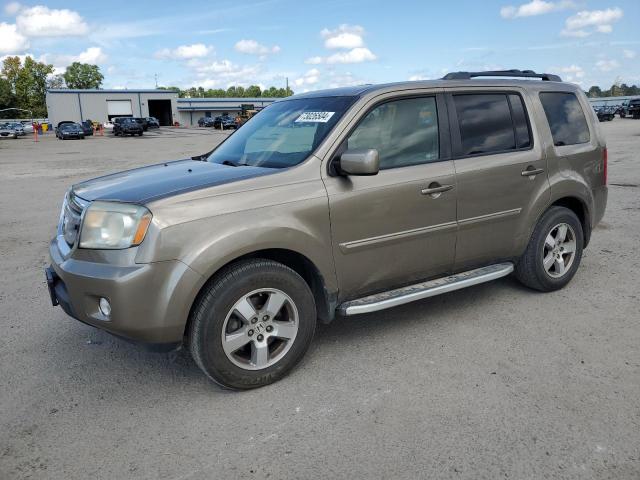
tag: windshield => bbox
[207,96,356,168]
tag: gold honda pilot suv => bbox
[47,70,608,389]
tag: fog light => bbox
[99,297,111,317]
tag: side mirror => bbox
[339,149,380,176]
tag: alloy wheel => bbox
[542,222,577,278]
[221,288,299,370]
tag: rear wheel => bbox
[189,259,316,389]
[515,206,584,292]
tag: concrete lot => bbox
[1,122,639,479]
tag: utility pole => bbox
[154,74,158,88]
[285,77,289,95]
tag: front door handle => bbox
[421,183,454,198]
[521,167,545,177]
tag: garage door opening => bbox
[107,99,133,120]
[148,100,173,126]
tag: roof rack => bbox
[442,69,562,82]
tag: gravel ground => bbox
[1,122,639,479]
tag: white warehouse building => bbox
[46,89,280,127]
[46,89,179,126]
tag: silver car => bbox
[0,123,19,139]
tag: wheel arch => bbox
[184,247,337,342]
[549,196,591,246]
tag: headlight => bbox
[79,201,152,249]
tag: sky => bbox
[1,0,639,92]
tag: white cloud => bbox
[75,47,107,64]
[155,43,213,60]
[326,47,376,64]
[596,59,620,72]
[187,58,263,88]
[500,0,575,19]
[561,8,623,37]
[293,68,320,87]
[16,5,88,37]
[623,49,636,59]
[234,39,280,56]
[306,24,377,66]
[557,64,585,83]
[0,22,29,54]
[39,47,108,74]
[409,74,428,81]
[321,24,365,49]
[307,47,376,65]
[4,1,21,15]
[327,71,365,89]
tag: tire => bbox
[139,132,143,136]
[189,259,316,390]
[515,206,584,292]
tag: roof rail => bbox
[442,69,562,82]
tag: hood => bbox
[72,159,275,204]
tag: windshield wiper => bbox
[222,160,251,167]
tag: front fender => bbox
[140,195,338,294]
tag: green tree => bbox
[245,85,261,97]
[62,62,104,89]
[0,77,17,119]
[2,56,54,117]
[47,74,65,89]
[587,86,602,98]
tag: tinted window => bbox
[454,94,515,156]
[508,94,531,149]
[347,97,439,169]
[539,92,590,146]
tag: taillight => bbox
[603,147,608,185]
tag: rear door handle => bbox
[421,184,454,197]
[521,167,544,177]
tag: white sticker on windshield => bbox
[295,111,335,123]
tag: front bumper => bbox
[48,239,203,347]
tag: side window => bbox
[453,94,515,156]
[347,97,439,169]
[539,92,590,146]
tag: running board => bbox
[338,263,514,316]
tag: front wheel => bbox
[189,259,316,389]
[515,206,584,292]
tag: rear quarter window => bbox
[539,92,590,146]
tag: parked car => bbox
[0,123,19,139]
[213,115,237,129]
[21,122,34,134]
[80,120,94,136]
[198,117,215,127]
[113,117,144,136]
[5,122,25,136]
[55,121,76,134]
[103,121,114,131]
[56,123,85,140]
[130,117,148,131]
[594,105,615,122]
[46,69,607,389]
[145,117,160,129]
[628,98,640,119]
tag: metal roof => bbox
[47,89,178,94]
[177,97,278,103]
